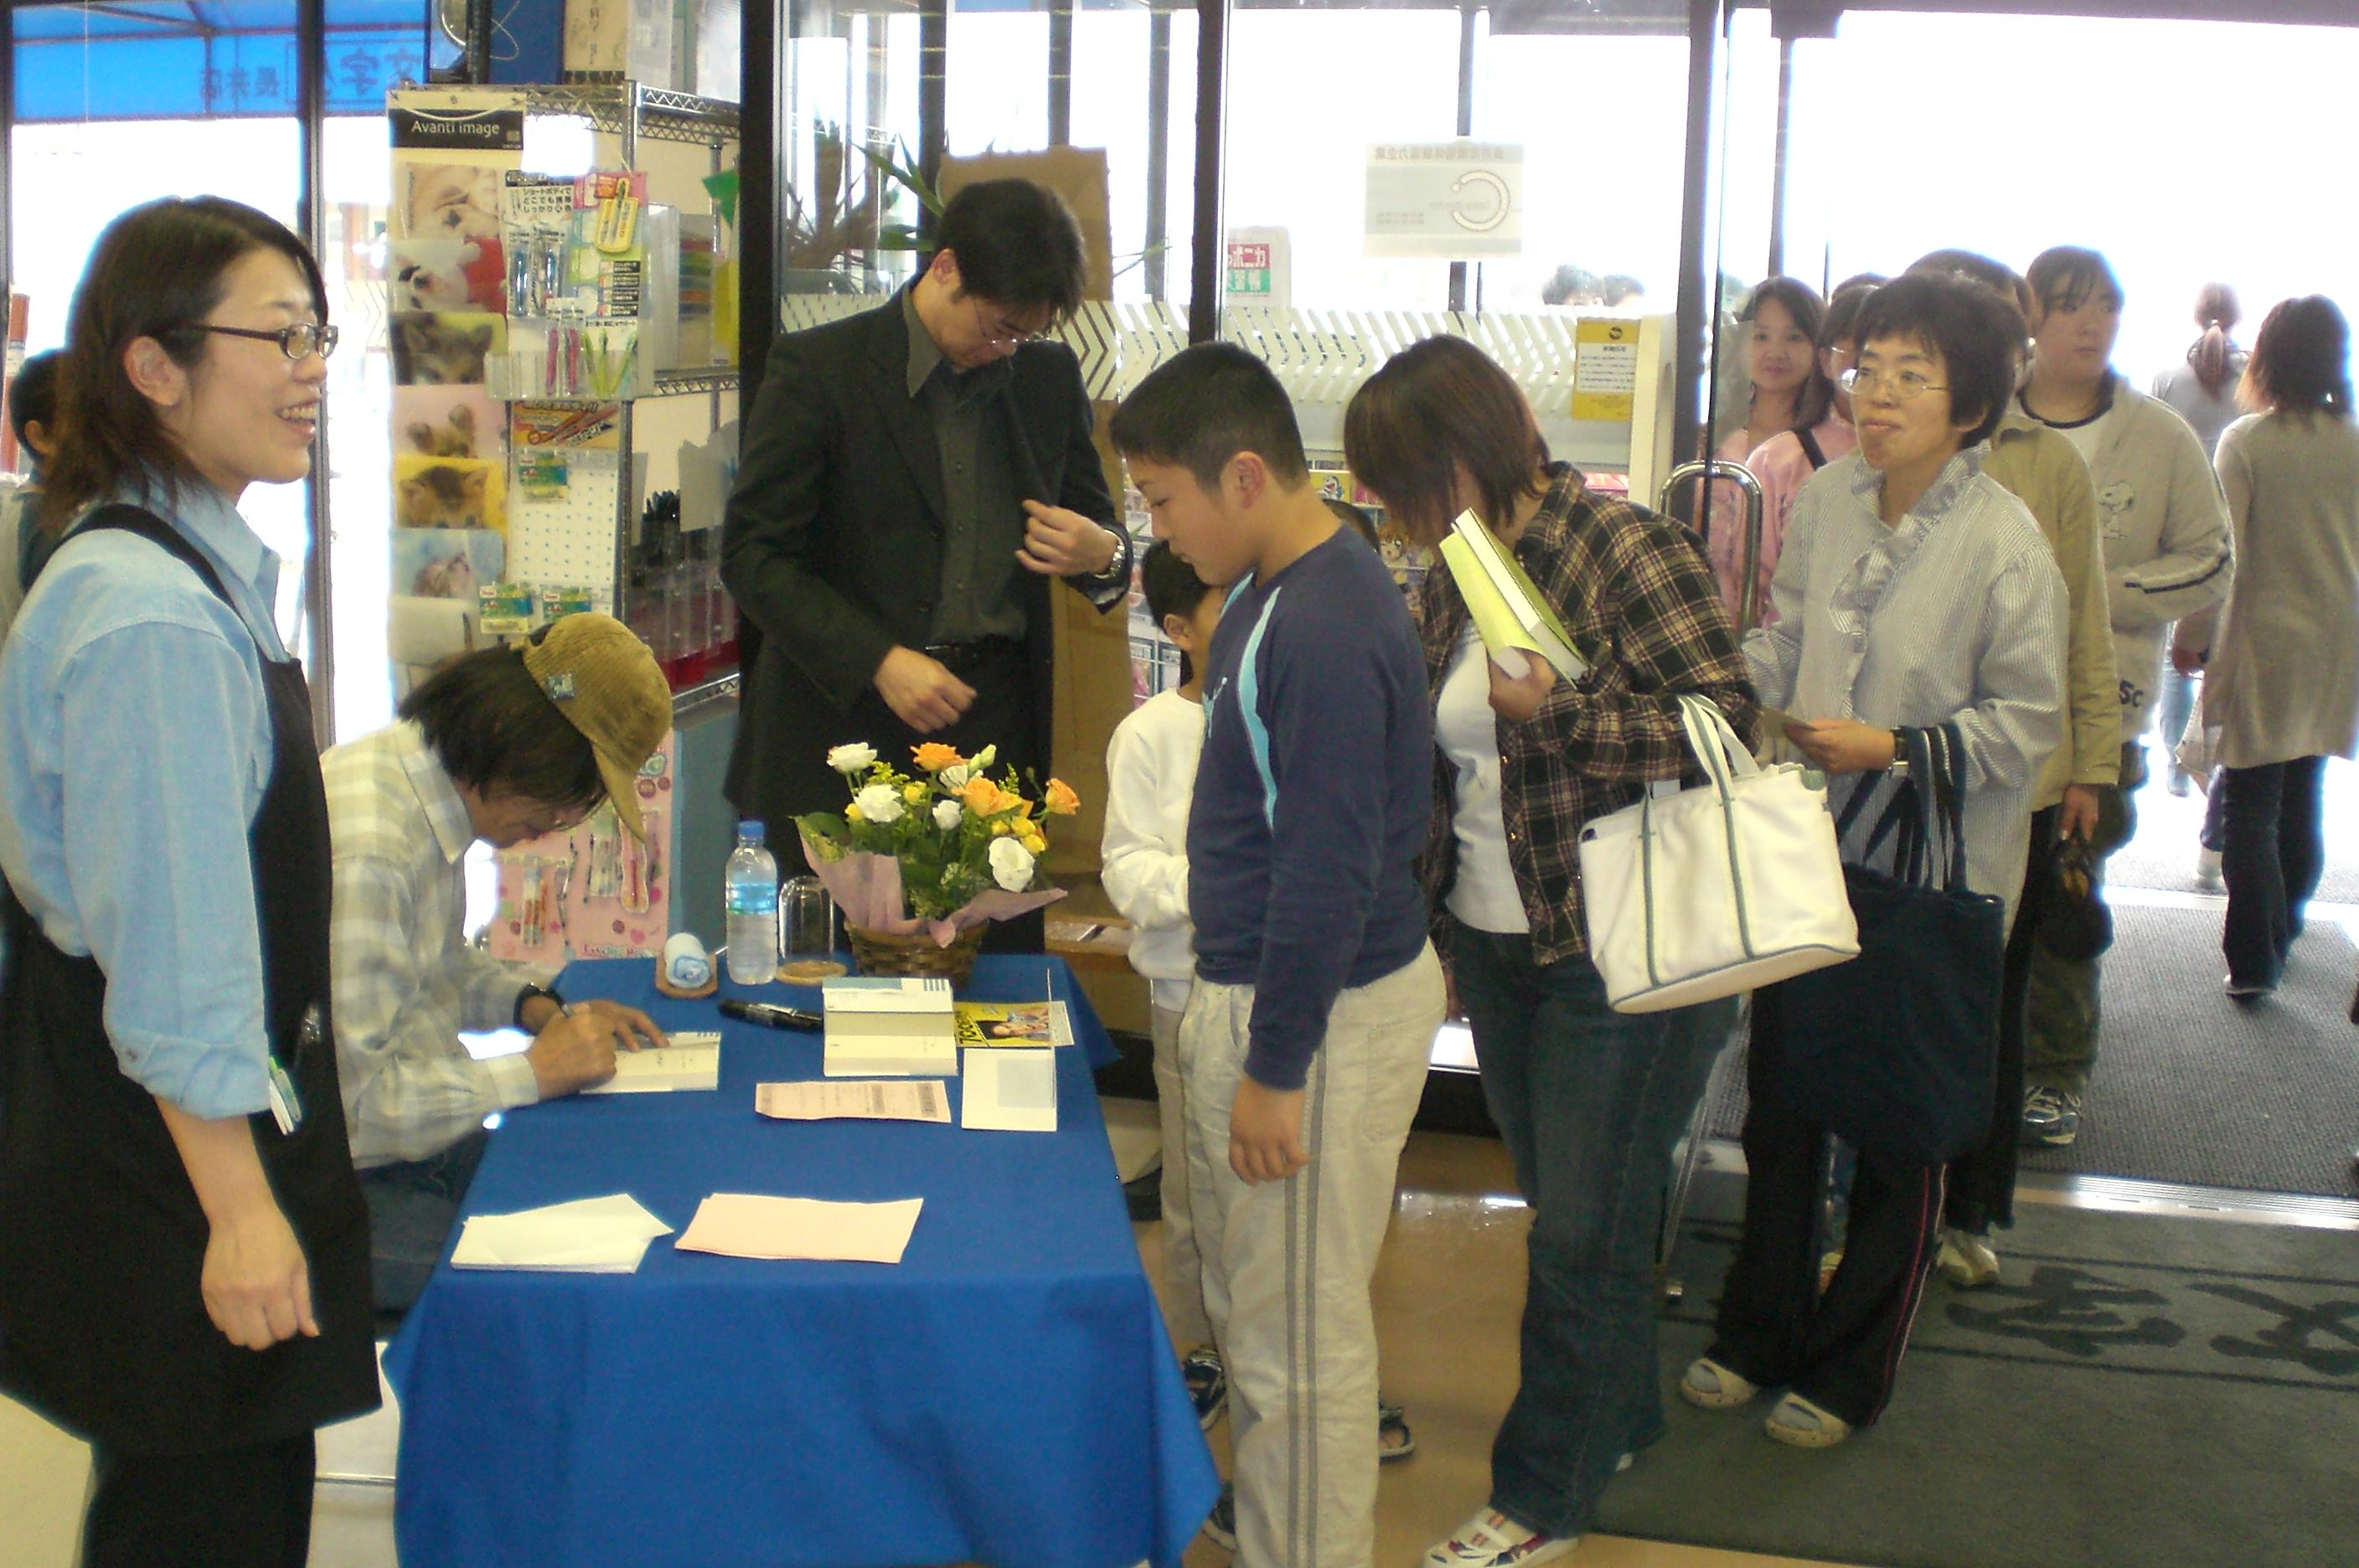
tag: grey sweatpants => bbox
[1178,944,1444,1568]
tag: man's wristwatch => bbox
[514,983,565,1029]
[1088,524,1133,582]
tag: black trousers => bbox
[1945,802,2062,1235]
[1708,985,1947,1429]
[2218,756,2329,990]
[84,1431,316,1568]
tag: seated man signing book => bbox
[322,613,673,1310]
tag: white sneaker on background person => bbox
[2195,848,2222,890]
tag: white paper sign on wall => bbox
[1364,142,1524,260]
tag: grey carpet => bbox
[1702,906,2359,1199]
[1603,1174,2359,1568]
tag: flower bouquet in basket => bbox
[793,740,1076,984]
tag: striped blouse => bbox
[1743,447,2068,921]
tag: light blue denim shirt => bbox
[0,479,286,1117]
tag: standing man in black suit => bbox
[721,178,1132,952]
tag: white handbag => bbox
[1577,694,1859,1014]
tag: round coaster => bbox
[653,961,718,999]
[778,958,849,984]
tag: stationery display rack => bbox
[519,80,743,702]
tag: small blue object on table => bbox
[384,955,1216,1568]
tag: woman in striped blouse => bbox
[1680,271,2069,1448]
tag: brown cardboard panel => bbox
[937,148,1114,301]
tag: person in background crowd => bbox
[720,178,1132,956]
[1602,275,1646,309]
[1684,271,2067,1450]
[0,349,62,640]
[2174,295,2359,1001]
[1705,279,1836,630]
[2153,284,2248,798]
[1903,248,2118,1290]
[1346,334,1754,1567]
[322,613,673,1312]
[1719,279,1882,629]
[0,195,379,1567]
[1110,343,1445,1568]
[1541,266,1604,308]
[2014,245,2232,1147]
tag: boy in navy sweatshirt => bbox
[1110,344,1443,1568]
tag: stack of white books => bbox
[581,1032,722,1094]
[822,976,959,1077]
[449,1194,674,1273]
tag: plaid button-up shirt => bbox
[1417,464,1759,965]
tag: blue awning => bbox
[13,0,431,120]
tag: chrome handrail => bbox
[1657,458,1767,637]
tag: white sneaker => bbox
[1421,1508,1578,1568]
[2195,848,2222,890]
[1763,1392,1853,1448]
[1678,1355,1760,1409]
[1937,1227,2000,1288]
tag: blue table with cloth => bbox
[382,955,1218,1568]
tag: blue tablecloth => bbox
[383,956,1216,1568]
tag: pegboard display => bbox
[488,731,678,963]
[505,449,622,603]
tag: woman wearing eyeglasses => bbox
[1680,271,2067,1448]
[0,197,377,1565]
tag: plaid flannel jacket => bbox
[1417,464,1760,965]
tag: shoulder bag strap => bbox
[1795,425,1829,471]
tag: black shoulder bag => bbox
[1769,725,2007,1165]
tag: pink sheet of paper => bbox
[673,1193,924,1264]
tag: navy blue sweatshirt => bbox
[1187,527,1433,1090]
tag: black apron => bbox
[0,506,379,1454]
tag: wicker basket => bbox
[847,923,988,988]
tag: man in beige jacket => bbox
[1905,251,2119,1289]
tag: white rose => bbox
[939,764,971,789]
[932,799,964,832]
[827,742,878,774]
[988,836,1035,892]
[854,783,905,824]
[969,744,998,773]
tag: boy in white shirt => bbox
[1102,539,1226,1426]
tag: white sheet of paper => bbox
[581,1033,721,1094]
[755,1080,951,1123]
[674,1193,924,1264]
[961,1048,1058,1133]
[450,1193,674,1272]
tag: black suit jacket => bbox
[720,291,1123,827]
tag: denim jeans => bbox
[2157,667,2197,782]
[1453,931,1733,1540]
[2218,756,2329,989]
[358,1127,490,1314]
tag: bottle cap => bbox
[738,818,764,839]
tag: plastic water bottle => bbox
[724,820,781,985]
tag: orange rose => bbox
[960,776,1017,818]
[912,742,963,773]
[1044,778,1081,817]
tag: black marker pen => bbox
[719,999,823,1030]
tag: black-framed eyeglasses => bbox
[191,322,340,360]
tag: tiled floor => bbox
[0,1128,1839,1568]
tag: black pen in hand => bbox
[719,999,823,1030]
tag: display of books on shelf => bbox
[1437,508,1588,681]
[822,976,958,1077]
[580,1031,721,1093]
[954,1001,1074,1048]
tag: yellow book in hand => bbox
[1438,511,1588,680]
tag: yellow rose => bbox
[992,819,1015,837]
[845,804,865,824]
[902,782,927,805]
[1020,830,1046,855]
[1044,777,1081,817]
[912,742,963,773]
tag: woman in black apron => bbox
[0,198,378,1565]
